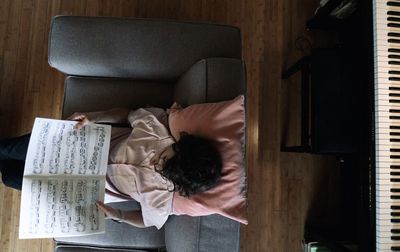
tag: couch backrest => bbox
[49,16,242,81]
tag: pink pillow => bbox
[168,95,247,224]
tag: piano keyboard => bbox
[374,0,400,251]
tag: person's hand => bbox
[67,112,94,131]
[96,201,123,221]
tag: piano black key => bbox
[390,134,400,137]
[392,212,400,216]
[389,98,400,103]
[392,246,400,251]
[390,139,400,142]
[388,1,400,7]
[389,11,400,16]
[390,87,400,90]
[390,156,400,159]
[388,23,400,28]
[392,236,400,240]
[391,188,400,192]
[392,206,400,210]
[389,17,400,22]
[389,70,400,75]
[391,126,400,130]
[391,178,400,182]
[391,172,400,175]
[391,219,400,223]
[389,32,400,38]
[389,48,400,53]
[391,195,400,199]
[389,77,400,81]
[392,229,400,234]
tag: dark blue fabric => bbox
[0,134,30,190]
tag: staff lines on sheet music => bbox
[88,127,106,175]
[49,123,66,174]
[74,180,87,232]
[59,180,73,233]
[29,180,42,234]
[33,122,50,174]
[89,180,100,231]
[63,126,78,174]
[79,128,89,175]
[45,180,58,233]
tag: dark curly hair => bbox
[157,133,222,197]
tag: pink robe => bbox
[105,108,175,229]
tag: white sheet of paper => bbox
[19,118,111,239]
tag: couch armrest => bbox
[164,215,240,252]
[173,58,246,106]
[54,201,165,250]
[49,16,241,80]
[55,245,153,252]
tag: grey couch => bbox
[49,16,246,252]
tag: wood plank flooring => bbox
[0,0,340,251]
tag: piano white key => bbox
[377,172,400,180]
[375,183,400,191]
[376,203,400,212]
[376,227,400,235]
[374,63,400,72]
[375,1,400,10]
[376,181,400,187]
[375,113,400,120]
[376,222,400,230]
[375,78,400,87]
[375,138,400,146]
[376,208,397,215]
[376,3,400,10]
[377,218,400,226]
[377,224,400,233]
[376,90,400,97]
[375,167,400,175]
[376,193,400,200]
[376,176,400,183]
[376,241,400,251]
[375,121,400,127]
[374,42,400,50]
[376,136,400,141]
[376,72,400,80]
[375,128,400,135]
[376,213,398,221]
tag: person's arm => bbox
[68,108,130,130]
[96,201,145,228]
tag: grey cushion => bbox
[164,215,240,252]
[49,16,241,80]
[173,58,246,107]
[55,201,165,249]
[62,77,174,119]
[55,245,151,252]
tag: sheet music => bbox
[19,118,111,239]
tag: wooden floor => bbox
[0,0,340,251]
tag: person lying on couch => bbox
[0,107,223,229]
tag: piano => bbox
[374,0,400,251]
[304,0,400,251]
